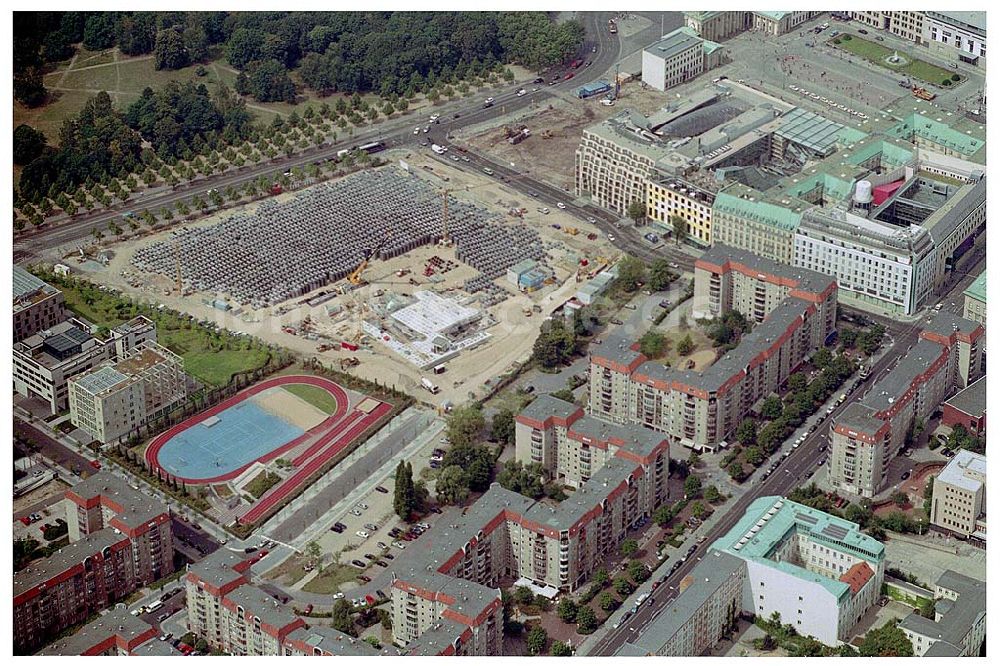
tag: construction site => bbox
[457,79,672,192]
[70,151,618,406]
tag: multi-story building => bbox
[794,207,937,316]
[68,340,188,444]
[929,449,986,540]
[68,366,146,445]
[849,11,925,44]
[108,314,157,359]
[576,110,672,217]
[899,570,986,656]
[591,245,836,452]
[641,27,723,92]
[13,318,114,414]
[13,266,66,343]
[750,11,822,35]
[646,175,717,246]
[282,625,382,656]
[711,184,804,264]
[714,496,886,646]
[515,394,669,491]
[923,12,986,68]
[941,375,986,437]
[962,270,986,325]
[829,313,984,498]
[615,549,745,656]
[683,11,750,42]
[37,608,174,656]
[14,474,172,654]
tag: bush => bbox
[951,73,961,81]
[842,34,852,41]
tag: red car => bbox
[19,516,31,526]
[90,460,102,470]
[563,72,575,81]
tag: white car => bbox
[350,509,362,516]
[413,127,420,135]
[429,114,439,122]
[635,592,650,606]
[538,207,550,215]
[333,592,345,599]
[392,541,407,550]
[485,96,495,104]
[516,89,527,97]
[608,233,616,242]
[423,127,430,133]
[556,202,566,209]
[356,530,370,539]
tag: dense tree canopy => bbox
[13,125,48,166]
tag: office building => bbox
[713,496,886,646]
[14,474,172,654]
[962,270,986,325]
[923,12,986,68]
[615,549,745,656]
[711,184,805,264]
[899,570,985,656]
[849,11,925,44]
[69,340,187,444]
[109,315,157,359]
[641,27,723,92]
[750,11,823,36]
[13,318,114,414]
[829,313,983,498]
[13,266,66,343]
[929,449,986,540]
[590,245,836,452]
[647,175,717,246]
[683,11,750,41]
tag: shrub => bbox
[951,73,961,81]
[842,34,852,41]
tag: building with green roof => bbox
[711,184,807,263]
[963,270,986,325]
[713,496,885,645]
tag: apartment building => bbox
[794,207,937,316]
[711,184,804,264]
[962,270,986,325]
[615,549,745,656]
[576,110,670,216]
[646,175,716,246]
[515,394,669,492]
[14,475,172,654]
[924,12,986,67]
[69,340,188,444]
[591,245,836,452]
[683,11,750,42]
[899,570,986,656]
[929,449,986,540]
[391,572,504,655]
[13,318,114,414]
[941,376,985,437]
[283,625,382,656]
[37,607,171,656]
[13,266,66,343]
[829,313,984,498]
[641,27,723,92]
[714,496,886,646]
[750,11,822,36]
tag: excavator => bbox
[347,229,392,285]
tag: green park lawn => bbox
[830,36,961,87]
[283,384,340,415]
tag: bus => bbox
[147,600,164,613]
[357,141,385,154]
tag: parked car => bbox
[350,509,363,516]
[375,486,389,494]
[375,560,389,568]
[635,592,650,606]
[901,470,911,480]
[356,530,370,539]
[357,575,371,583]
[392,541,407,550]
[364,553,377,561]
[364,523,379,532]
[858,28,868,34]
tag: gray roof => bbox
[131,639,183,655]
[936,450,986,493]
[518,394,580,423]
[71,472,170,531]
[13,266,58,305]
[617,550,746,655]
[923,177,986,247]
[592,334,644,368]
[286,625,386,656]
[944,376,985,417]
[928,11,985,33]
[187,548,249,590]
[644,29,703,61]
[223,584,300,631]
[832,402,883,436]
[699,244,835,296]
[899,570,984,652]
[393,569,500,623]
[15,528,129,597]
[72,365,134,396]
[922,310,982,339]
[858,339,945,413]
[400,617,470,655]
[37,607,154,655]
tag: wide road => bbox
[588,264,977,656]
[15,12,622,263]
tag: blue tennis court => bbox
[155,400,305,480]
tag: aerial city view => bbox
[11,8,987,658]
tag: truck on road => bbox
[431,144,447,154]
[421,378,440,394]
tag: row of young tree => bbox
[15,11,584,106]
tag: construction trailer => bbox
[577,80,612,99]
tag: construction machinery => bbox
[347,229,392,285]
[340,357,360,370]
[912,86,936,101]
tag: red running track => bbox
[145,375,349,485]
[239,400,393,525]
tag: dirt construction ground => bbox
[457,81,676,192]
[66,155,619,408]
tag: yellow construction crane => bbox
[347,230,392,285]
